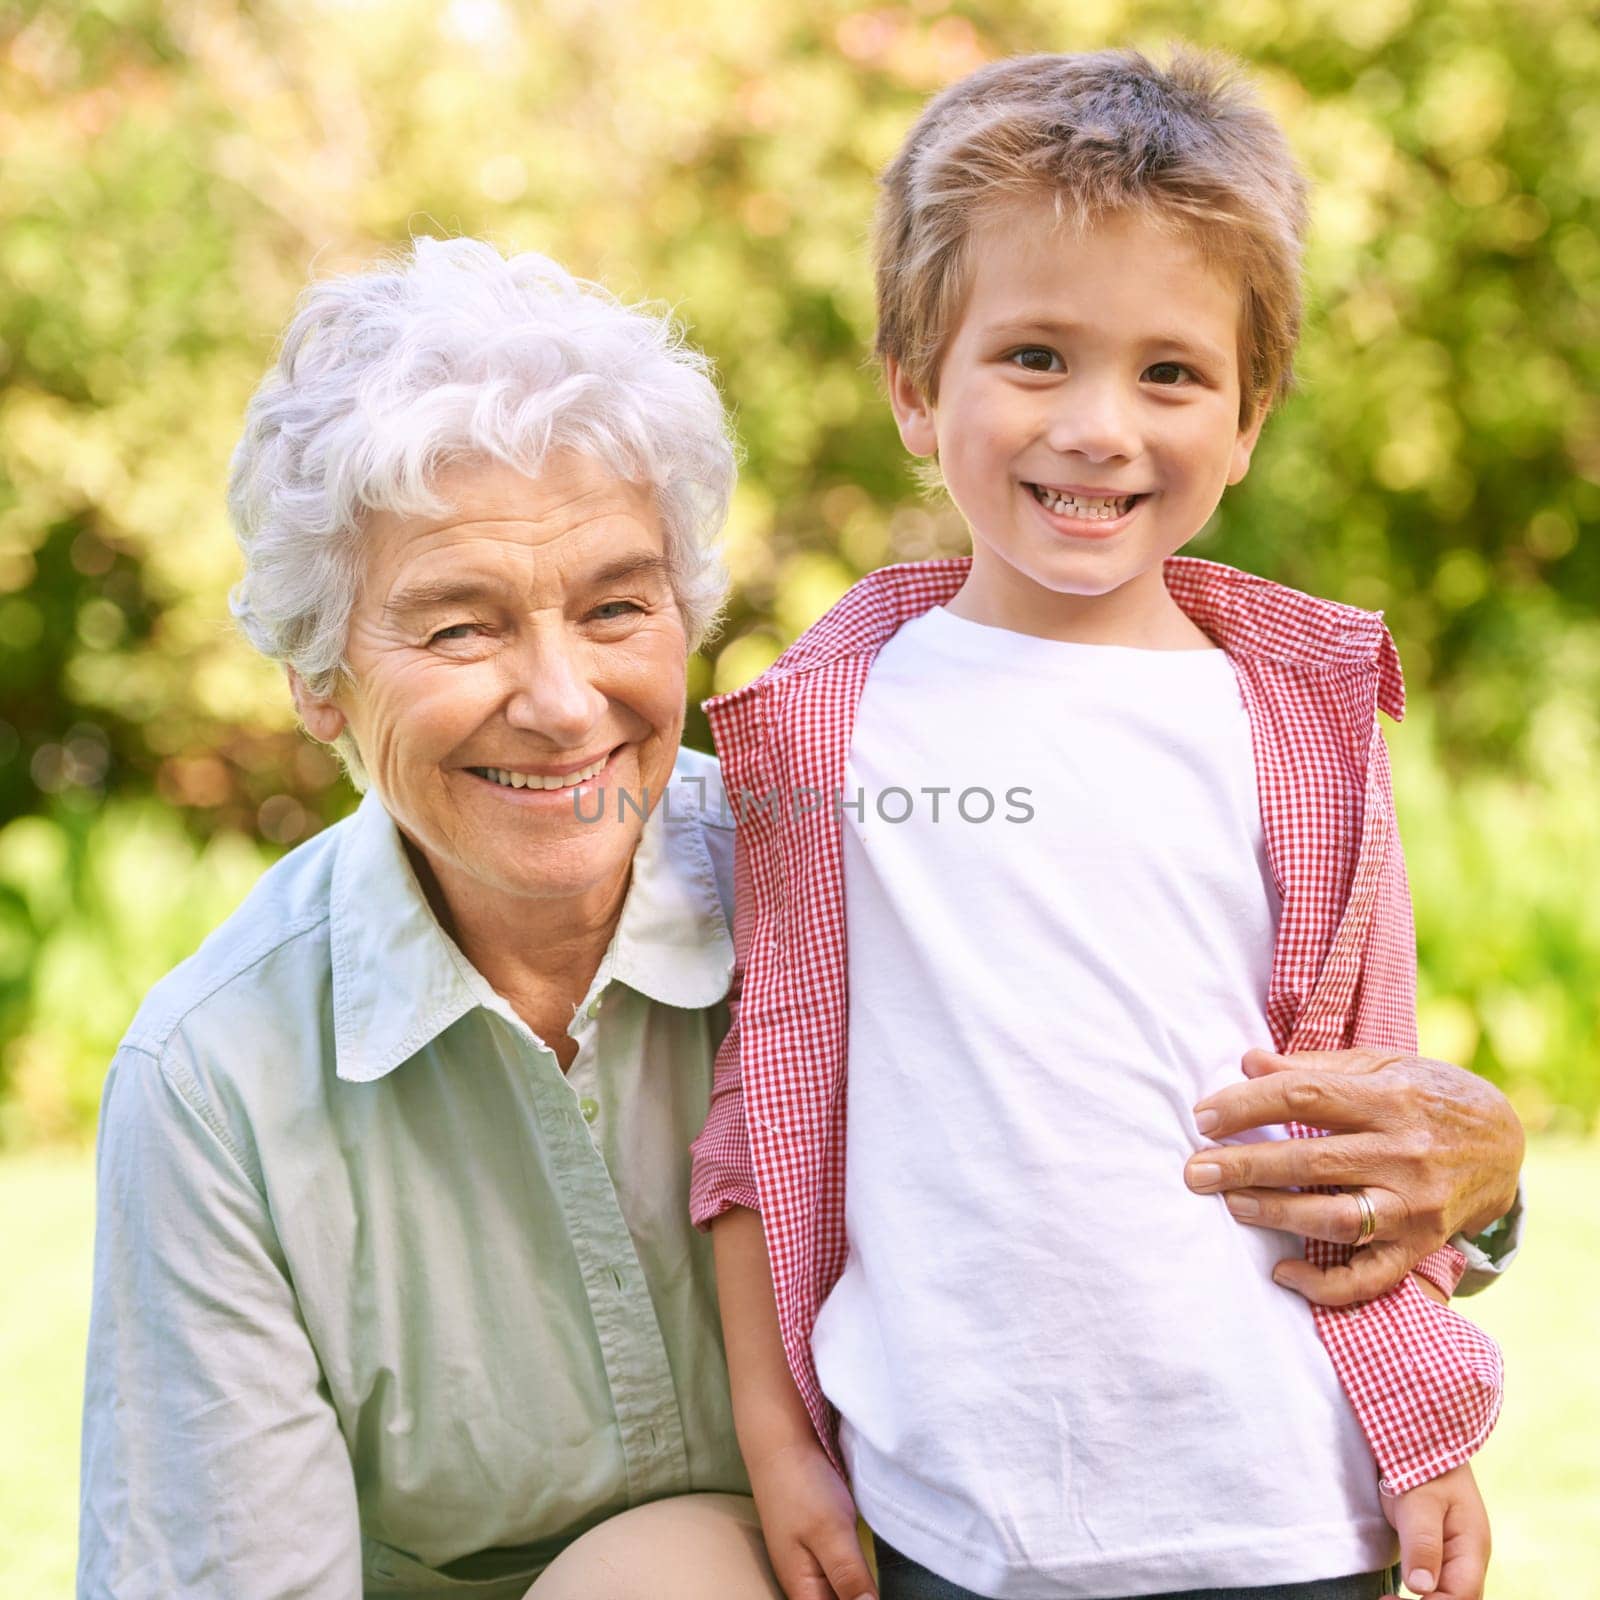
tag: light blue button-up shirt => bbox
[79,748,748,1599]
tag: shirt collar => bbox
[328,751,734,1084]
[328,792,481,1084]
[605,751,735,1010]
[712,555,1405,723]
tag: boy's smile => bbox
[887,201,1267,646]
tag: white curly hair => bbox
[227,236,735,784]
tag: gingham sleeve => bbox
[1351,736,1466,1307]
[1318,728,1503,1493]
[1351,734,1523,1297]
[689,822,761,1228]
[1349,731,1421,1060]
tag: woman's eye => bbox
[1011,347,1062,373]
[429,623,479,644]
[591,600,644,621]
[1145,362,1193,386]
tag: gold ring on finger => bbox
[1348,1186,1377,1247]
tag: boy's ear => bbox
[885,355,938,458]
[1227,400,1269,486]
[287,666,348,745]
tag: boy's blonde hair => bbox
[874,47,1310,426]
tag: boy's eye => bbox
[1145,362,1193,386]
[1010,347,1063,374]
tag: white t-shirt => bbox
[812,605,1392,1598]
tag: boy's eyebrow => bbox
[382,555,673,620]
[985,316,1230,370]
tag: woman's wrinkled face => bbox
[300,452,688,919]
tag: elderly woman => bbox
[78,239,1523,1600]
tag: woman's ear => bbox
[885,356,939,458]
[287,667,348,745]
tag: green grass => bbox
[1,1146,96,1597]
[1464,1142,1600,1595]
[3,1142,1595,1597]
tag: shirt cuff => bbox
[1450,1179,1525,1296]
[1413,1243,1468,1298]
[688,1175,761,1232]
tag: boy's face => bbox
[887,202,1266,637]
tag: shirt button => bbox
[580,1097,600,1124]
[586,997,603,1019]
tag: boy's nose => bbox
[1045,380,1139,462]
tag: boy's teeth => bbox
[478,755,609,790]
[1031,484,1133,519]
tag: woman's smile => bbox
[462,743,627,801]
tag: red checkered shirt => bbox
[689,555,1502,1496]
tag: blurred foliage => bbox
[0,0,1596,1142]
[1396,710,1600,1134]
[0,802,265,1141]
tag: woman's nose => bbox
[503,631,609,742]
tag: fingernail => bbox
[1187,1162,1222,1192]
[1225,1194,1260,1218]
[1194,1108,1220,1134]
[1406,1569,1434,1593]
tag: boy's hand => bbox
[746,1437,877,1600]
[1380,1463,1490,1600]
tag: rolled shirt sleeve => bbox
[688,1012,761,1229]
[1451,1182,1525,1295]
[79,1041,362,1600]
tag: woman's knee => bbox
[525,1492,783,1600]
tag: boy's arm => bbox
[1336,731,1497,1600]
[690,824,761,1227]
[711,1206,876,1600]
[1291,729,1496,1600]
[1337,732,1502,1486]
[1344,725,1518,1304]
[1349,731,1524,1292]
[711,1207,829,1466]
[694,811,875,1600]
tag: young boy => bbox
[689,49,1501,1600]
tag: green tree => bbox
[1,0,1596,1138]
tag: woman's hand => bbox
[1183,1047,1524,1304]
[745,1438,876,1600]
